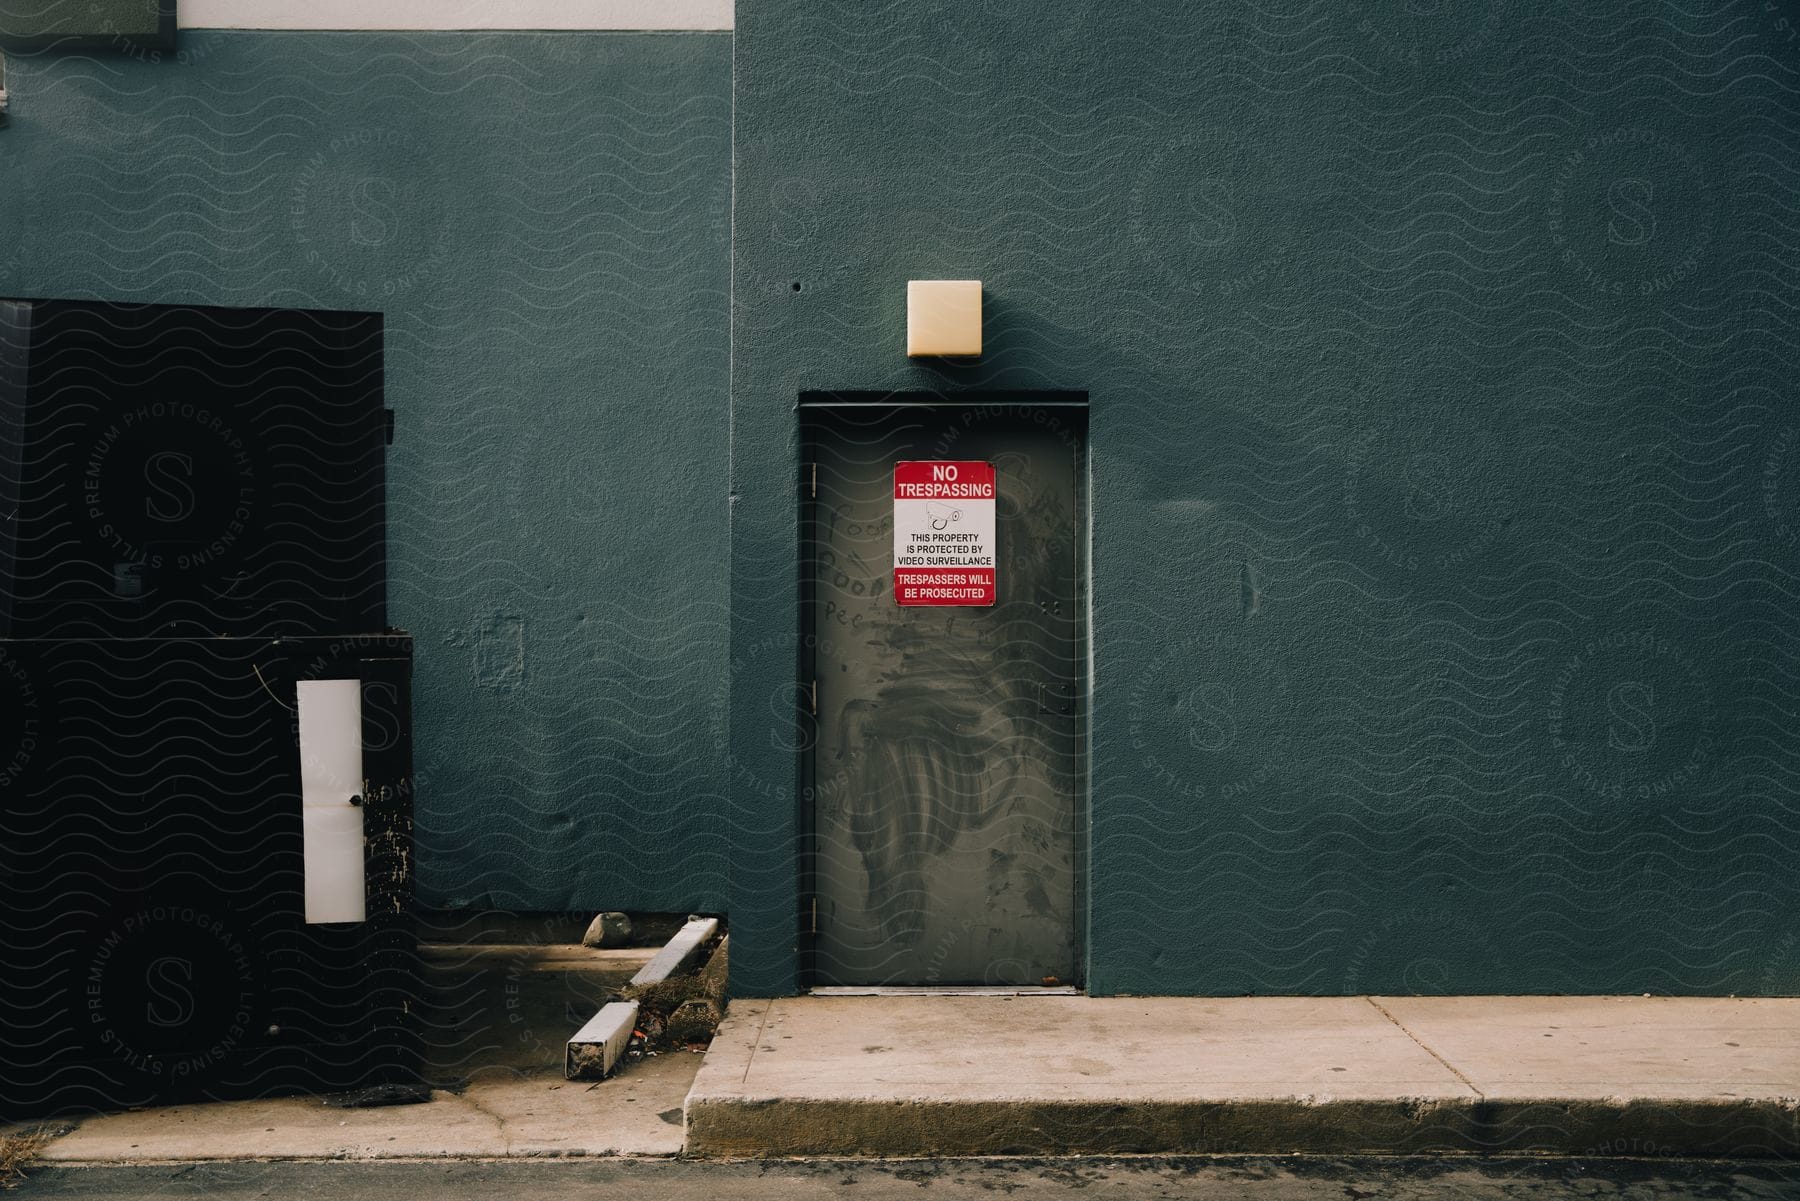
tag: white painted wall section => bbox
[179,0,732,31]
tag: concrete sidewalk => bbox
[26,1057,700,1163]
[685,996,1800,1158]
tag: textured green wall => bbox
[0,31,732,912]
[730,1,1800,995]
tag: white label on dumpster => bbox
[298,678,366,924]
[893,460,996,606]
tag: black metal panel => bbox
[0,635,416,1121]
[0,300,386,639]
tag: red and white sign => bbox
[893,460,996,606]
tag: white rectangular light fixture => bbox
[907,279,982,358]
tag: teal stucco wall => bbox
[729,2,1800,995]
[0,31,732,912]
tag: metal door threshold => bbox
[808,985,1080,997]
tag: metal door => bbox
[801,397,1087,987]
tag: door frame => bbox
[795,390,1091,992]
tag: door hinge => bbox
[810,896,818,935]
[809,679,817,715]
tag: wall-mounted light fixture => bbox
[907,279,982,358]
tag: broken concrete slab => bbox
[566,1000,641,1081]
[630,917,719,988]
[567,917,722,1080]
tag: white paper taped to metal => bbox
[297,679,366,923]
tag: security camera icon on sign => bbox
[927,501,962,531]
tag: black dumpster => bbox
[0,300,416,1120]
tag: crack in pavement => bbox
[455,1090,514,1151]
[1365,997,1484,1099]
[741,1001,774,1085]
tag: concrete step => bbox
[684,995,1800,1158]
[419,943,656,972]
[414,910,694,949]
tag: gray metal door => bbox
[801,398,1086,987]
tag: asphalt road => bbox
[11,1157,1800,1199]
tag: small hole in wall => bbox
[791,282,803,292]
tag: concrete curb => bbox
[685,1095,1800,1159]
[683,996,1800,1159]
